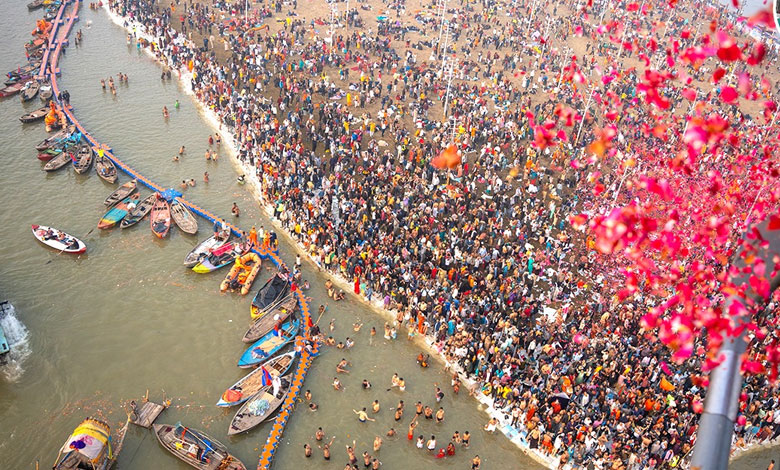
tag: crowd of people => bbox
[106,0,780,468]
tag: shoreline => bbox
[95,5,777,470]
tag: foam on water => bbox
[0,302,31,382]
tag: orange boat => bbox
[220,252,261,295]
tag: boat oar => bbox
[45,227,95,264]
[314,303,328,325]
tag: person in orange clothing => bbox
[263,231,271,248]
[249,225,258,247]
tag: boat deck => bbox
[129,401,166,429]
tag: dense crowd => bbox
[107,0,780,468]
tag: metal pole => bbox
[575,86,594,145]
[681,90,698,137]
[691,217,780,470]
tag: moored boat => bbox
[237,319,299,368]
[35,126,73,150]
[53,418,120,470]
[242,295,297,343]
[120,193,156,228]
[37,147,64,161]
[19,80,40,101]
[217,351,296,407]
[0,80,29,98]
[250,272,291,319]
[220,252,262,295]
[28,0,45,10]
[39,81,52,101]
[95,154,118,183]
[104,179,137,206]
[98,196,136,229]
[170,200,198,234]
[228,375,292,435]
[153,423,246,470]
[31,224,85,254]
[191,241,244,274]
[19,105,49,123]
[183,233,230,268]
[150,195,171,238]
[24,38,46,53]
[7,61,41,78]
[42,150,72,171]
[72,144,93,174]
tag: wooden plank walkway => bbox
[42,4,321,469]
[129,401,166,429]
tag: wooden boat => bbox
[250,273,291,319]
[43,150,72,171]
[25,38,46,53]
[153,423,246,470]
[227,375,292,435]
[4,73,34,86]
[95,155,118,183]
[192,242,244,273]
[35,126,72,150]
[170,200,198,234]
[32,224,85,254]
[98,197,136,229]
[220,252,261,295]
[104,179,137,206]
[73,145,93,174]
[53,418,124,470]
[238,319,299,368]
[120,193,156,228]
[183,234,230,268]
[0,80,28,98]
[7,62,40,78]
[217,351,296,407]
[28,0,45,10]
[150,195,171,238]
[39,82,52,101]
[20,105,49,123]
[20,80,40,101]
[243,295,297,343]
[38,147,63,161]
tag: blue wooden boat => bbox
[216,351,295,407]
[98,197,135,229]
[237,319,299,368]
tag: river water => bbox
[0,4,548,470]
[0,4,774,470]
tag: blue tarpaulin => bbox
[160,189,183,202]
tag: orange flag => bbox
[660,377,675,391]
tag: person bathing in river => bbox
[353,408,374,423]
